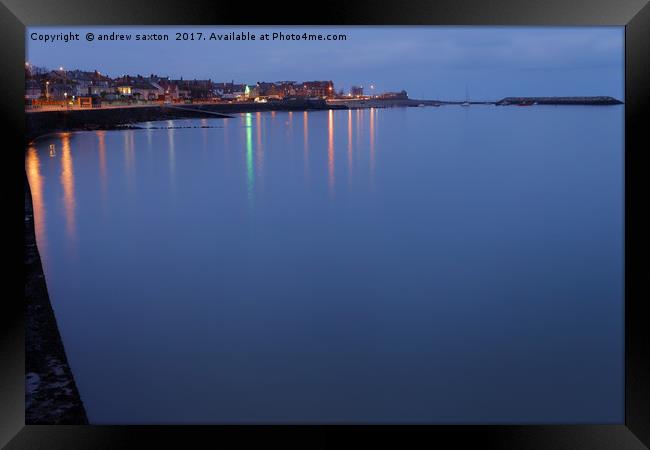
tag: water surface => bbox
[26,106,624,423]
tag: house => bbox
[49,69,111,97]
[214,81,248,100]
[135,82,165,100]
[156,80,187,101]
[47,83,71,100]
[25,80,42,100]
[351,85,364,97]
[300,81,335,98]
[117,81,165,100]
[88,84,111,96]
[251,81,297,99]
[112,74,166,100]
[174,79,214,100]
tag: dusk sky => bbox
[27,26,624,101]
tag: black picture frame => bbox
[2,0,648,448]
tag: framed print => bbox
[2,0,649,448]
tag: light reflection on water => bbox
[245,112,254,206]
[59,133,76,245]
[348,109,353,181]
[25,106,624,424]
[26,147,47,255]
[328,109,335,196]
[303,111,309,179]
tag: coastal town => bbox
[25,64,623,114]
[24,64,409,110]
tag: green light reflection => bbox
[245,113,254,206]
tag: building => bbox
[88,84,111,96]
[170,78,215,100]
[214,81,248,100]
[250,81,297,99]
[26,68,355,104]
[351,85,364,97]
[134,82,165,100]
[378,90,408,100]
[47,83,71,100]
[113,74,168,100]
[300,80,335,98]
[48,69,112,97]
[157,80,191,101]
[25,80,41,100]
[116,80,165,100]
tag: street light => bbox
[60,67,67,98]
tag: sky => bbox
[26,26,624,101]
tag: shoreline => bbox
[25,96,623,143]
[25,104,233,144]
[25,174,88,424]
[25,101,344,143]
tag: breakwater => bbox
[495,96,623,105]
[328,98,443,108]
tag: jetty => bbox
[495,96,623,106]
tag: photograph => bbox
[23,25,627,425]
[1,1,646,446]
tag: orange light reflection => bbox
[26,147,47,252]
[328,110,335,196]
[60,133,76,240]
[347,109,353,180]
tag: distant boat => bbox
[461,85,470,107]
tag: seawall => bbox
[181,98,346,114]
[25,105,232,143]
[25,100,350,143]
[25,174,88,424]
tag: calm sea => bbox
[26,106,624,423]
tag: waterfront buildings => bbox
[351,85,364,97]
[25,65,399,106]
